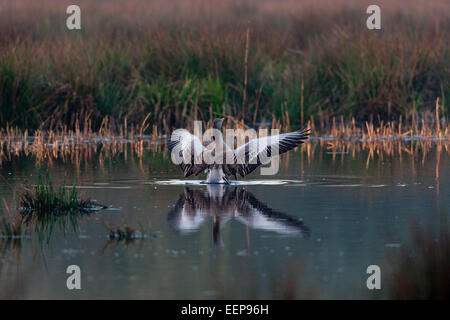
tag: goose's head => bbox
[212,117,225,130]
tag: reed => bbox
[0,109,449,173]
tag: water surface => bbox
[0,143,448,299]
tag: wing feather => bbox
[233,128,310,177]
[167,129,208,177]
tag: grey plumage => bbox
[167,118,310,183]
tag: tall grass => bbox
[0,0,448,130]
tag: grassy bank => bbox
[0,0,449,130]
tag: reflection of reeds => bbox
[387,223,449,299]
[268,261,321,300]
[1,115,449,186]
[0,215,23,239]
[0,199,25,256]
[214,258,321,299]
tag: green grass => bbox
[0,0,448,130]
[19,173,99,217]
[18,172,105,242]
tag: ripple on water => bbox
[152,179,304,186]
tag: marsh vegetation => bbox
[0,0,448,131]
[0,0,448,300]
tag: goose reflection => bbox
[167,185,310,245]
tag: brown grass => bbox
[0,0,448,129]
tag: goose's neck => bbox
[214,131,224,147]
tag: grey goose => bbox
[167,118,310,183]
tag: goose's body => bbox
[206,167,228,184]
[167,118,310,183]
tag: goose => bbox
[167,118,310,183]
[167,185,310,245]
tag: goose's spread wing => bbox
[233,128,310,177]
[234,190,310,237]
[168,129,208,177]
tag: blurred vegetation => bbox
[0,0,448,130]
[387,221,449,299]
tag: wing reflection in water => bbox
[167,185,310,246]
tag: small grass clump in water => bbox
[105,223,144,241]
[19,173,104,220]
[18,173,106,243]
[100,221,151,252]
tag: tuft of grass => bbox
[19,173,104,219]
[104,222,145,241]
[99,221,152,253]
[18,173,106,243]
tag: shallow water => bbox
[0,143,448,299]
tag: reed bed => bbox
[0,109,448,167]
[0,0,448,130]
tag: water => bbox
[0,143,448,299]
